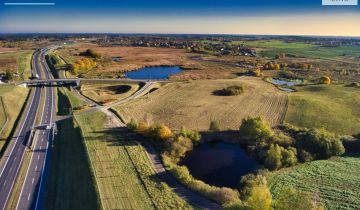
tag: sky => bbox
[0,0,359,36]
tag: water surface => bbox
[125,66,183,80]
[181,142,259,187]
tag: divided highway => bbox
[16,49,55,210]
[0,49,55,210]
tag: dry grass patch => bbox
[80,83,140,105]
[0,86,29,151]
[115,77,287,131]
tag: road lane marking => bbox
[28,193,31,201]
[32,178,34,184]
[38,155,40,160]
[35,165,37,170]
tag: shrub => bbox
[281,147,297,167]
[239,117,274,142]
[319,76,331,85]
[80,49,102,59]
[298,149,314,162]
[245,183,272,210]
[168,136,193,163]
[158,125,173,140]
[179,127,201,145]
[238,174,267,199]
[126,118,138,130]
[136,122,149,134]
[167,163,240,204]
[296,128,345,159]
[264,144,282,170]
[209,120,221,132]
[221,85,245,96]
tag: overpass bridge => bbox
[16,78,151,87]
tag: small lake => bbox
[125,66,183,80]
[181,142,259,188]
[271,78,302,86]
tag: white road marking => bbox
[38,155,40,160]
[3,180,6,186]
[35,165,37,170]
[32,178,34,184]
[28,193,31,201]
[9,167,12,172]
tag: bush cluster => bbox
[239,118,345,171]
[79,49,102,59]
[220,85,245,96]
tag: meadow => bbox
[80,83,140,105]
[0,85,29,152]
[75,111,192,209]
[0,50,33,79]
[268,155,360,210]
[285,84,360,135]
[114,77,287,131]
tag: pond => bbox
[125,66,183,80]
[270,78,302,86]
[181,142,260,188]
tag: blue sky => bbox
[0,0,359,35]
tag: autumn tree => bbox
[319,76,331,85]
[246,183,272,210]
[158,124,173,140]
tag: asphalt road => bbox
[16,49,55,210]
[0,51,43,210]
[0,48,55,210]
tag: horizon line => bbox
[4,2,55,6]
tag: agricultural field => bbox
[75,111,191,209]
[285,84,360,135]
[55,44,245,80]
[268,155,360,210]
[0,49,33,79]
[114,77,287,131]
[80,82,141,105]
[0,85,29,152]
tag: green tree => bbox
[239,117,274,142]
[246,184,272,210]
[264,144,282,170]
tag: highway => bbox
[0,49,55,210]
[16,49,55,210]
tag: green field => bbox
[285,85,360,135]
[268,155,360,210]
[75,110,192,209]
[0,50,33,79]
[60,88,87,109]
[17,50,34,79]
[0,85,29,152]
[245,40,360,59]
[45,89,100,210]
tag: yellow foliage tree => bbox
[274,64,280,70]
[319,76,331,85]
[246,184,272,210]
[158,125,173,140]
[254,69,262,77]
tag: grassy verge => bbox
[285,85,360,135]
[17,50,34,80]
[60,87,87,110]
[0,86,29,152]
[44,89,100,210]
[268,155,360,210]
[75,111,155,210]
